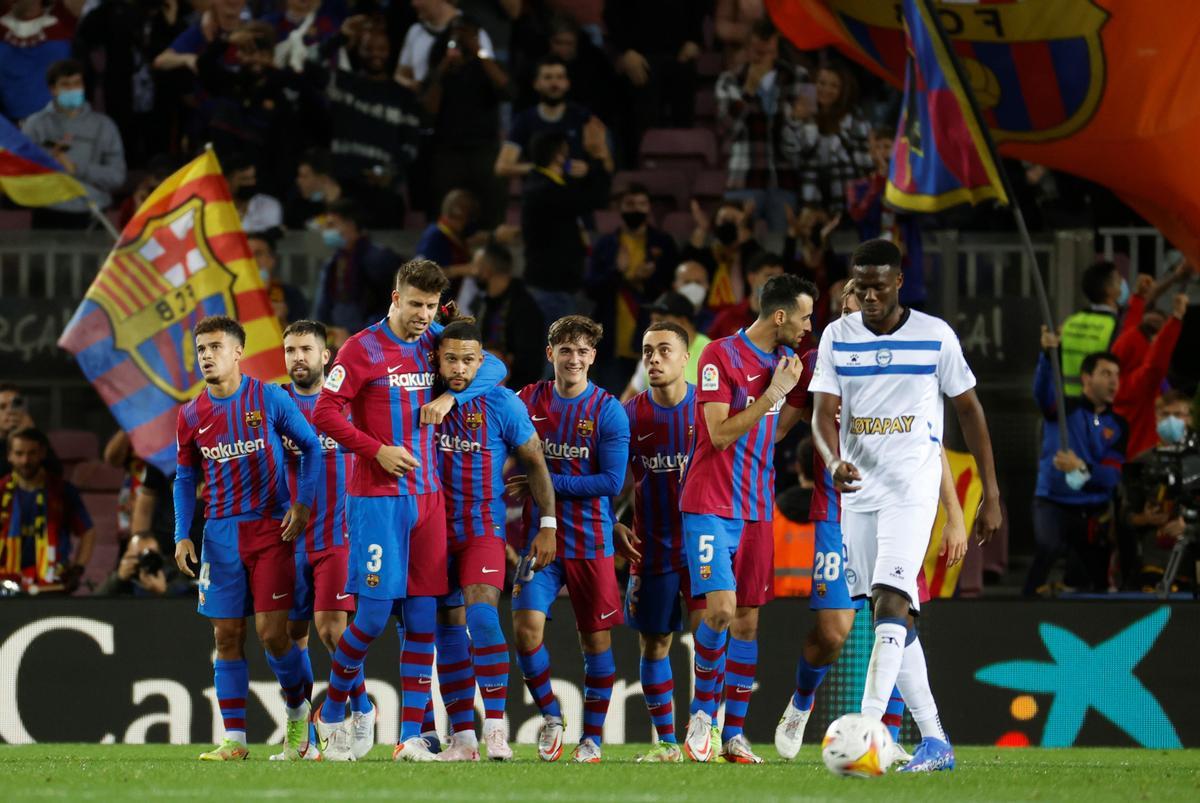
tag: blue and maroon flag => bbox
[0,115,87,207]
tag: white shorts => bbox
[841,500,938,613]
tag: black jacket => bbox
[520,162,610,293]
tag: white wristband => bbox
[539,516,557,530]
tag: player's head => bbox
[7,426,48,482]
[194,315,245,385]
[546,315,602,387]
[642,321,689,389]
[437,319,484,392]
[283,320,330,391]
[392,259,449,339]
[758,274,818,349]
[840,278,860,317]
[850,239,904,327]
[1080,351,1120,405]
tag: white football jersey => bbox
[808,309,976,513]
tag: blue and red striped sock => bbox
[792,656,830,712]
[436,624,477,735]
[884,685,905,741]
[298,646,314,702]
[399,596,437,742]
[639,656,676,743]
[349,668,372,714]
[582,648,615,745]
[516,642,562,719]
[466,603,509,721]
[690,621,727,718]
[323,596,390,725]
[265,644,308,711]
[721,637,757,743]
[213,658,248,743]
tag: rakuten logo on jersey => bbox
[388,372,437,391]
[543,440,590,460]
[438,433,482,454]
[199,438,267,463]
[282,433,338,454]
[640,452,688,474]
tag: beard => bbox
[290,366,321,390]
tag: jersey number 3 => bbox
[366,544,384,572]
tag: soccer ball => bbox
[821,714,893,778]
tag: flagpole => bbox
[918,0,1069,450]
[86,199,121,242]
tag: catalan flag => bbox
[58,149,286,475]
[0,114,87,207]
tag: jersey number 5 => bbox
[698,533,715,564]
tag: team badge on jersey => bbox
[465,412,484,430]
[702,363,719,391]
[816,582,827,598]
[326,364,346,393]
[366,573,380,588]
[700,565,712,580]
[577,418,594,437]
[244,410,263,427]
[875,348,893,367]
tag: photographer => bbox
[98,532,191,597]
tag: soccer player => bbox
[509,315,631,763]
[310,260,507,762]
[614,321,698,763]
[274,320,372,761]
[808,239,1002,772]
[173,315,323,761]
[773,281,967,765]
[679,274,817,764]
[431,319,558,762]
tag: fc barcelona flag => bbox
[58,149,286,475]
[885,0,1007,211]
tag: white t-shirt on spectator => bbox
[397,17,495,83]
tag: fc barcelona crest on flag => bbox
[245,410,263,428]
[577,418,595,437]
[465,412,484,430]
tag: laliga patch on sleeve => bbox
[701,363,719,392]
[326,364,346,393]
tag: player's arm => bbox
[312,349,416,475]
[514,435,557,569]
[949,389,1001,544]
[494,141,532,177]
[703,355,803,449]
[421,345,510,425]
[270,387,320,541]
[938,447,967,567]
[172,411,199,577]
[549,401,630,498]
[812,391,859,493]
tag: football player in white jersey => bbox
[808,239,1002,773]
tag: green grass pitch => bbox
[3,744,1200,802]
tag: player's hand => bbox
[939,513,968,568]
[505,474,530,501]
[421,393,456,426]
[529,527,557,570]
[974,494,1002,545]
[767,355,804,402]
[280,503,311,542]
[175,538,198,578]
[613,523,642,564]
[376,444,419,476]
[829,459,862,493]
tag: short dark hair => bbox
[282,319,328,346]
[0,382,20,396]
[1081,261,1119,304]
[747,251,785,275]
[327,198,368,231]
[535,54,568,75]
[8,427,49,451]
[750,17,777,41]
[1080,351,1120,375]
[46,58,83,87]
[246,229,279,255]
[440,319,483,344]
[529,131,568,168]
[548,315,603,347]
[480,241,513,275]
[851,239,903,271]
[621,182,650,201]
[759,274,819,318]
[223,150,256,174]
[299,148,335,177]
[645,320,690,349]
[194,315,246,346]
[395,258,449,295]
[1159,389,1190,407]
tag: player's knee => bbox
[513,617,543,651]
[810,619,850,660]
[316,622,342,653]
[256,619,290,656]
[872,588,909,621]
[703,600,734,631]
[730,609,758,641]
[640,633,672,660]
[212,621,245,658]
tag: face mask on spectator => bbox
[714,221,739,245]
[677,281,707,310]
[621,211,647,230]
[322,228,345,249]
[1157,415,1187,444]
[308,190,325,203]
[234,184,259,201]
[1117,277,1130,306]
[56,88,84,110]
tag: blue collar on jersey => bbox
[648,382,695,412]
[552,381,595,403]
[206,374,248,405]
[377,317,429,347]
[737,328,778,360]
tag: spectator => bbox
[1111,261,1192,370]
[102,430,142,545]
[1026,339,1127,596]
[713,0,766,68]
[793,62,873,215]
[154,0,248,73]
[619,290,712,403]
[396,0,494,89]
[672,259,714,333]
[0,385,35,477]
[527,12,617,124]
[496,54,609,178]
[0,0,79,121]
[100,430,177,554]
[587,183,679,383]
[264,0,340,69]
[421,14,511,228]
[312,198,399,345]
[783,204,842,292]
[846,126,925,308]
[414,188,519,306]
[97,532,191,597]
[715,18,810,232]
[1060,261,1127,397]
[21,58,127,229]
[116,154,177,229]
[605,0,702,166]
[706,251,785,339]
[286,148,343,230]
[681,198,763,312]
[519,128,611,325]
[459,0,520,63]
[0,427,94,593]
[224,152,283,233]
[247,230,308,326]
[469,241,545,390]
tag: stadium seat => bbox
[694,89,718,126]
[639,128,718,171]
[660,210,696,243]
[76,492,120,595]
[696,51,724,80]
[591,209,621,235]
[71,459,125,492]
[47,429,100,466]
[691,169,729,205]
[0,210,33,230]
[611,169,691,216]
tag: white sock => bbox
[226,730,247,746]
[861,621,907,720]
[896,636,948,742]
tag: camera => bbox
[136,548,165,576]
[1130,431,1200,596]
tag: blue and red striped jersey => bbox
[439,385,536,544]
[680,331,802,522]
[312,319,506,497]
[799,349,840,522]
[624,384,695,576]
[282,382,352,551]
[174,375,321,537]
[518,381,630,559]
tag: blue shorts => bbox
[809,520,863,612]
[512,554,624,632]
[682,512,745,597]
[625,567,703,635]
[197,514,293,619]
